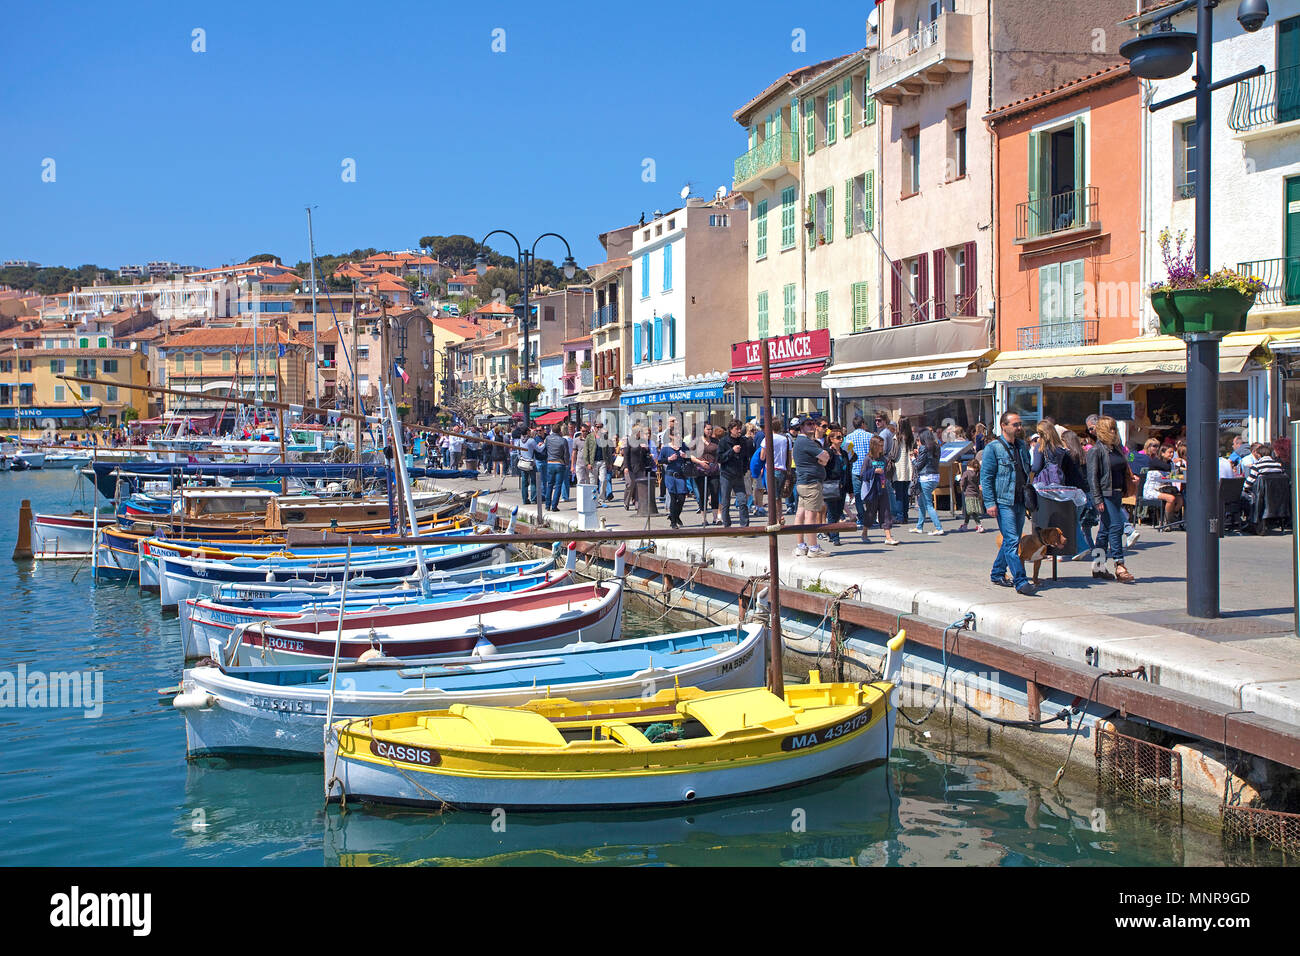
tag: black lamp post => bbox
[474,232,578,427]
[1121,0,1269,618]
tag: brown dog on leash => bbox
[1017,526,1068,584]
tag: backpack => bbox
[1034,448,1064,487]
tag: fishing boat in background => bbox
[31,511,100,559]
[221,572,626,667]
[176,621,764,758]
[325,634,903,812]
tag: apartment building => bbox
[579,223,635,431]
[0,343,149,427]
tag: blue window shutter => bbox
[641,255,649,297]
[653,315,663,360]
[643,320,652,361]
[633,323,642,364]
[668,315,676,357]
[663,243,672,290]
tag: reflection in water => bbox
[0,471,1270,867]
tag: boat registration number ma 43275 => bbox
[781,710,875,752]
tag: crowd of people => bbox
[420,409,1292,597]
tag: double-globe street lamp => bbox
[474,231,578,427]
[1120,0,1271,619]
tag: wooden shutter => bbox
[932,249,947,320]
[632,322,641,364]
[1281,18,1300,122]
[663,243,672,290]
[1073,116,1087,225]
[842,80,852,138]
[1039,263,1059,326]
[827,90,837,145]
[806,197,815,250]
[844,179,854,238]
[917,255,929,321]
[805,99,815,155]
[890,267,902,325]
[653,315,663,361]
[790,97,800,159]
[758,291,769,338]
[865,170,874,231]
[1068,260,1086,320]
[668,314,676,358]
[826,185,834,243]
[864,73,876,126]
[1027,133,1041,237]
[963,241,977,315]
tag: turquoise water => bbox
[0,470,1240,866]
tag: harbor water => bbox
[0,470,1256,866]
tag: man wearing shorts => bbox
[791,417,830,557]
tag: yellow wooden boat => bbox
[326,633,905,811]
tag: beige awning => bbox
[984,332,1270,384]
[822,348,995,391]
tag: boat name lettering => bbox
[259,636,305,652]
[781,710,873,752]
[370,739,440,766]
[718,646,755,676]
[249,696,310,712]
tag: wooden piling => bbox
[13,499,33,560]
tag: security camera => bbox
[1237,0,1269,32]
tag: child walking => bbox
[960,457,985,532]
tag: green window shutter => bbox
[852,281,870,332]
[790,97,800,160]
[864,171,874,232]
[1067,259,1086,320]
[756,199,768,259]
[806,197,815,250]
[805,99,815,155]
[844,179,854,238]
[815,291,829,330]
[781,186,797,249]
[826,185,834,243]
[758,292,769,339]
[1038,263,1059,324]
[843,80,852,138]
[827,91,837,145]
[748,126,756,151]
[1027,133,1042,236]
[863,72,876,126]
[783,284,797,334]
[1073,116,1087,215]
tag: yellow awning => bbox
[984,332,1271,384]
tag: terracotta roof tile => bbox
[985,64,1133,122]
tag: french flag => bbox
[393,361,409,384]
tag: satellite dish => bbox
[715,186,727,201]
[680,185,691,200]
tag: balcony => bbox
[591,303,618,329]
[1228,65,1300,139]
[1016,319,1099,351]
[1236,257,1300,309]
[871,14,974,106]
[1014,186,1100,244]
[733,130,797,193]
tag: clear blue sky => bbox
[0,1,872,272]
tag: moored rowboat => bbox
[324,634,904,811]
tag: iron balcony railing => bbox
[1236,256,1300,307]
[1016,186,1099,241]
[591,303,618,328]
[1228,65,1300,132]
[733,131,792,187]
[877,19,940,73]
[1017,319,1099,350]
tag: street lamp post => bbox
[1121,0,1270,619]
[474,231,578,427]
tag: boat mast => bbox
[307,205,320,411]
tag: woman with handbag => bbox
[694,426,720,521]
[858,435,898,546]
[822,426,853,546]
[1086,415,1137,583]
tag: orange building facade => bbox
[986,66,1143,430]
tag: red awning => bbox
[726,359,827,383]
[533,410,570,425]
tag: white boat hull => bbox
[31,513,97,559]
[181,629,764,758]
[325,705,894,810]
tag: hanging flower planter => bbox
[1148,229,1265,338]
[508,381,543,404]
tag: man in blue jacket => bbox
[981,410,1035,595]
